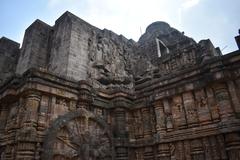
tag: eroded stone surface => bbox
[0,11,240,160]
[0,37,19,84]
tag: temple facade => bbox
[0,11,240,160]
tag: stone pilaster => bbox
[135,148,144,160]
[142,107,152,138]
[156,143,171,160]
[114,108,127,138]
[0,104,8,133]
[182,92,198,127]
[134,110,144,139]
[154,100,166,135]
[227,81,240,116]
[206,87,220,122]
[116,147,128,160]
[176,141,185,160]
[171,95,187,129]
[209,136,220,159]
[213,83,234,121]
[225,133,240,160]
[37,95,49,140]
[194,89,212,125]
[143,146,154,160]
[217,134,228,160]
[16,91,41,160]
[23,91,41,126]
[184,140,191,160]
[190,139,204,160]
[77,81,93,110]
[202,137,212,160]
[163,99,173,131]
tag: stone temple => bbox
[0,11,240,160]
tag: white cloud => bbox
[43,0,201,41]
[76,0,178,41]
[182,0,200,9]
[177,0,201,27]
[47,0,77,8]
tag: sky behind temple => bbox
[0,0,239,54]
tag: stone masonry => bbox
[0,11,240,159]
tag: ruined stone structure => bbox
[0,11,240,160]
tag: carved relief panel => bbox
[182,92,198,127]
[171,95,187,129]
[42,108,113,160]
[154,100,166,134]
[53,118,111,160]
[213,83,234,121]
[205,87,220,122]
[194,89,212,125]
[133,110,144,139]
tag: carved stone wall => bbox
[0,11,240,160]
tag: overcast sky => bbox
[0,0,239,54]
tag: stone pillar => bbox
[134,110,144,139]
[114,108,127,138]
[143,146,154,160]
[127,112,135,141]
[217,134,228,160]
[225,133,240,160]
[23,91,41,126]
[227,81,240,116]
[190,139,204,160]
[184,140,191,160]
[16,143,36,160]
[182,92,198,127]
[156,143,170,160]
[77,81,93,110]
[209,136,220,160]
[213,83,234,121]
[116,147,128,160]
[16,91,41,160]
[0,104,8,132]
[202,137,212,160]
[4,145,16,160]
[195,89,212,125]
[135,148,144,160]
[175,141,185,160]
[142,107,152,138]
[149,107,156,135]
[206,87,220,122]
[37,95,49,141]
[128,148,136,160]
[171,95,187,129]
[154,100,166,135]
[163,99,173,131]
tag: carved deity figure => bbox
[52,116,111,160]
[199,97,207,108]
[166,114,173,130]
